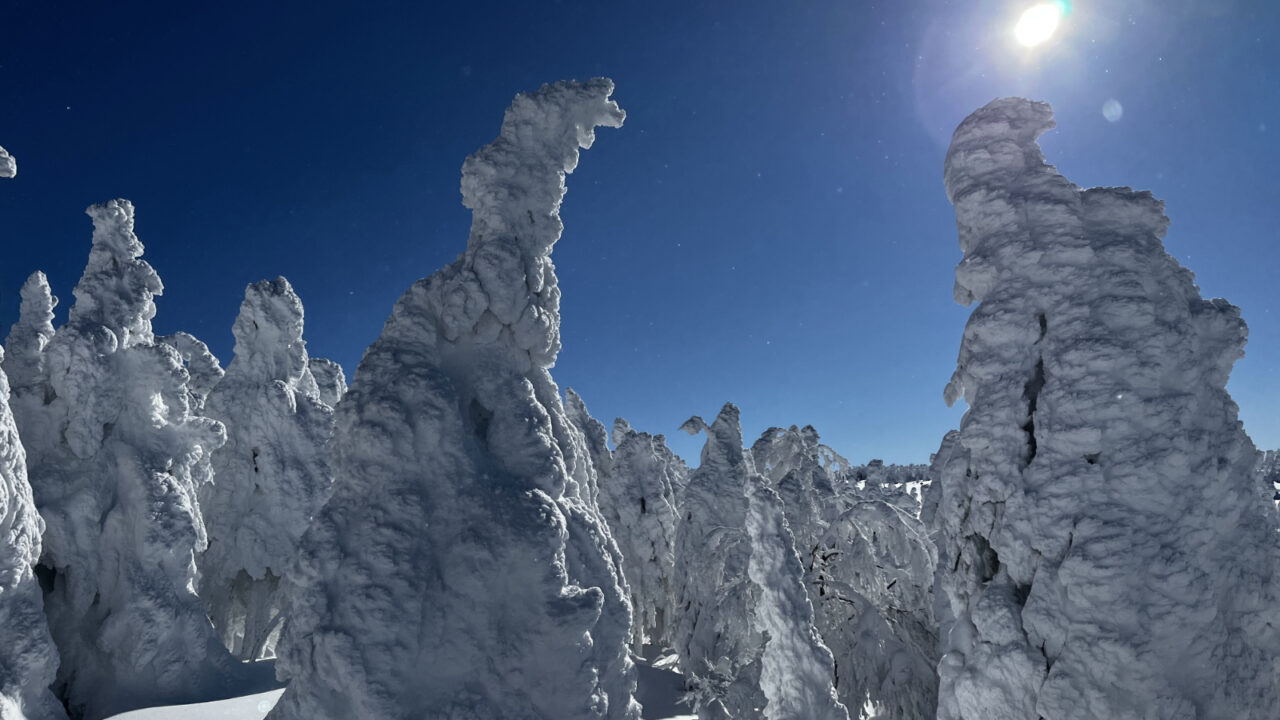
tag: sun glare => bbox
[1015,3,1063,47]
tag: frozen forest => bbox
[0,82,1278,720]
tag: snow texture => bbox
[4,272,58,416]
[268,79,634,720]
[0,289,64,718]
[745,481,848,720]
[601,414,686,650]
[156,332,224,412]
[752,427,938,719]
[0,146,14,178]
[672,404,765,720]
[199,278,336,660]
[305,358,346,408]
[18,200,251,719]
[931,97,1280,720]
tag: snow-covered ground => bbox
[105,656,697,720]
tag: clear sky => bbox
[2,1,1277,464]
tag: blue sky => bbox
[2,1,1276,464]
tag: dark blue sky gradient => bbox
[2,1,1277,463]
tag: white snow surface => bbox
[930,97,1280,719]
[16,200,256,719]
[268,79,635,720]
[0,146,14,178]
[199,278,336,660]
[0,347,64,719]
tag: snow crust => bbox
[15,200,251,719]
[0,146,14,178]
[268,79,634,720]
[931,97,1280,719]
[199,278,336,660]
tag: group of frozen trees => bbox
[0,150,342,716]
[2,86,1279,720]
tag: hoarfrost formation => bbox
[199,277,336,660]
[16,201,247,719]
[268,79,634,720]
[930,98,1280,720]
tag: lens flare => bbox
[1015,3,1063,47]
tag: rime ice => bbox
[930,98,1280,720]
[268,80,634,720]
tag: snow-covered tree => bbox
[269,79,635,720]
[306,357,346,408]
[746,481,848,720]
[0,348,64,720]
[0,143,65,720]
[931,97,1280,719]
[0,145,15,178]
[18,200,248,719]
[3,272,58,442]
[199,277,336,661]
[602,416,686,651]
[673,404,766,720]
[751,426,938,719]
[156,331,224,412]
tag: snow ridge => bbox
[269,79,632,720]
[932,98,1280,720]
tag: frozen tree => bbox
[4,272,57,421]
[156,332,224,412]
[751,426,938,719]
[603,416,686,651]
[746,481,848,720]
[199,277,336,661]
[932,98,1280,720]
[673,404,765,720]
[306,357,346,408]
[269,79,635,720]
[19,200,248,719]
[0,143,65,720]
[0,349,64,720]
[0,146,15,178]
[563,387,610,507]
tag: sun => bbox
[1015,3,1064,47]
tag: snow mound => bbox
[931,97,1280,720]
